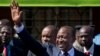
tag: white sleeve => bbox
[14,23,24,33]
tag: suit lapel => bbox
[46,44,53,56]
[7,45,12,56]
[53,46,60,56]
[93,44,100,56]
[6,40,13,56]
[74,48,85,56]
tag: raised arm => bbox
[10,0,22,26]
[10,0,49,56]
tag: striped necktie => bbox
[3,47,7,56]
[85,52,90,56]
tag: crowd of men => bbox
[0,0,100,56]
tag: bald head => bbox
[76,25,94,47]
[79,26,94,36]
[41,25,57,44]
[59,26,74,36]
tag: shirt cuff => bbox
[14,23,24,33]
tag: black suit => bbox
[74,43,100,56]
[74,48,85,56]
[93,44,100,56]
[4,38,28,56]
[17,28,49,56]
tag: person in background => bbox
[41,25,57,45]
[0,19,28,56]
[74,25,100,56]
[41,25,58,56]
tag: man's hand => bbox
[10,0,22,26]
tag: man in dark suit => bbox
[74,25,100,56]
[0,20,28,56]
[10,0,49,56]
[55,26,75,56]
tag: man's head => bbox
[0,19,12,27]
[56,26,74,52]
[41,25,57,44]
[76,25,94,47]
[0,25,13,46]
[0,19,14,46]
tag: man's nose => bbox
[3,33,7,36]
[43,37,48,40]
[82,37,86,40]
[59,37,63,42]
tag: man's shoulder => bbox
[10,38,28,53]
[94,43,100,51]
[10,38,26,47]
[73,47,85,56]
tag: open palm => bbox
[10,0,22,25]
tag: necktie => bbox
[85,52,90,56]
[64,52,68,56]
[3,47,7,56]
[59,51,69,56]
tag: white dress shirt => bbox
[14,23,24,33]
[84,44,94,56]
[68,48,74,56]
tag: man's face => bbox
[56,28,72,51]
[76,28,93,47]
[0,26,12,45]
[41,28,54,44]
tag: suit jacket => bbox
[43,43,57,56]
[46,44,100,56]
[17,28,49,56]
[53,47,74,56]
[73,40,100,56]
[6,38,28,56]
[93,44,100,56]
[27,43,55,56]
[52,46,61,56]
[74,48,85,56]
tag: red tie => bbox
[85,52,90,56]
[3,47,7,56]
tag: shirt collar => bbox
[68,48,74,56]
[84,44,94,55]
[60,50,64,55]
[60,48,74,56]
